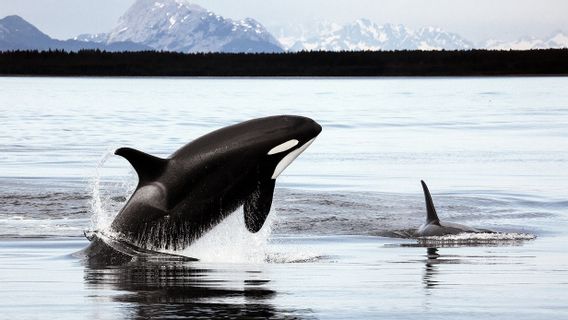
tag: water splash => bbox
[173,210,324,264]
[88,149,113,231]
[175,208,275,263]
[87,149,136,233]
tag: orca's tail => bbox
[421,180,440,225]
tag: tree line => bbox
[1,49,567,76]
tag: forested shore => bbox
[1,49,567,76]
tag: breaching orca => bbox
[85,115,322,253]
[415,180,494,237]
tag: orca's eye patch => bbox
[271,138,315,179]
[267,139,299,155]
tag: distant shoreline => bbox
[1,49,567,77]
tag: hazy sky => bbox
[1,0,567,43]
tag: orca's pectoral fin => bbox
[244,178,276,233]
[421,180,440,225]
[115,147,168,184]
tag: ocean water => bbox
[0,77,567,319]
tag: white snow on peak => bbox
[102,0,282,53]
[484,31,568,50]
[279,19,473,51]
[276,19,567,52]
[547,31,568,47]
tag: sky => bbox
[1,0,567,43]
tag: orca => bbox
[86,115,322,252]
[415,180,494,237]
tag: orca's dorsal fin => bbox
[421,180,440,225]
[115,147,168,184]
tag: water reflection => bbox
[422,247,460,289]
[423,248,440,289]
[83,260,309,319]
[421,244,538,292]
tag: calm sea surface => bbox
[0,77,567,319]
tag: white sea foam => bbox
[417,232,536,245]
[264,248,325,264]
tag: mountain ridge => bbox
[2,6,567,53]
[0,15,150,52]
[484,31,568,50]
[275,19,567,51]
[279,19,474,51]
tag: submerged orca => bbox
[86,115,322,252]
[415,181,494,237]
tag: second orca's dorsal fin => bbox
[115,147,168,184]
[421,180,440,225]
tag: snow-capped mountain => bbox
[84,0,282,53]
[485,31,568,50]
[0,15,150,51]
[279,19,473,51]
[3,7,566,53]
[414,26,473,50]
